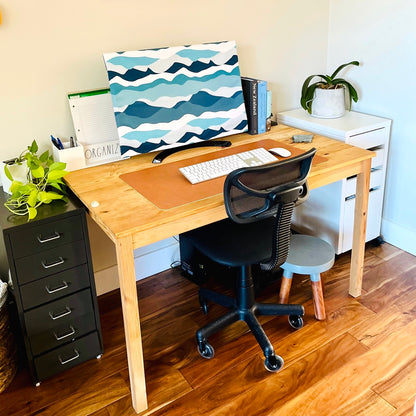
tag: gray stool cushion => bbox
[282,234,335,277]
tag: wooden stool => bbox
[279,234,335,320]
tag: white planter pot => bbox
[0,161,28,194]
[311,87,345,119]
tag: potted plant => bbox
[2,140,68,220]
[300,61,359,118]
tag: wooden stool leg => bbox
[279,271,293,304]
[311,273,325,320]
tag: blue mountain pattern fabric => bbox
[103,41,248,157]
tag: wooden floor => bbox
[1,242,415,416]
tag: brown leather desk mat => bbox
[120,139,326,210]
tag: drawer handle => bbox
[41,256,65,269]
[45,280,69,294]
[37,232,61,243]
[54,325,76,341]
[58,349,80,365]
[49,306,72,320]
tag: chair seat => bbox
[282,234,335,275]
[182,217,275,267]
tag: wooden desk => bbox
[65,125,374,413]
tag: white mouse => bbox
[269,147,292,158]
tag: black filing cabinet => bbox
[0,189,103,385]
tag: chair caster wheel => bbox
[198,341,214,359]
[264,354,284,372]
[288,314,304,329]
[199,294,208,314]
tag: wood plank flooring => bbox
[1,242,415,416]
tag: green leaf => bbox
[333,80,359,110]
[48,182,63,191]
[39,150,50,163]
[301,82,321,113]
[49,161,67,171]
[330,61,359,80]
[318,75,333,85]
[9,180,24,194]
[30,165,44,179]
[38,191,65,203]
[301,75,318,99]
[4,164,13,181]
[27,189,38,207]
[47,170,68,181]
[301,74,333,110]
[28,207,37,220]
[29,140,38,154]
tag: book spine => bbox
[241,77,258,135]
[257,81,267,134]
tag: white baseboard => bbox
[94,237,180,296]
[381,219,416,256]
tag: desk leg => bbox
[349,159,371,297]
[116,235,148,413]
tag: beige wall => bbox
[0,1,330,281]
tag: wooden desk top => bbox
[64,125,374,248]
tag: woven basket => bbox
[0,301,18,394]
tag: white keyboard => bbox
[179,147,278,184]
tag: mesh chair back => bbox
[224,148,316,270]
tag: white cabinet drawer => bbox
[342,188,384,252]
[344,169,384,197]
[347,128,386,149]
[371,147,385,168]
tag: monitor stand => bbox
[152,140,232,164]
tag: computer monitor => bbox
[103,40,248,161]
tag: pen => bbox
[51,135,60,150]
[70,136,75,147]
[56,137,64,150]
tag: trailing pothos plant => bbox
[3,140,69,220]
[300,60,360,114]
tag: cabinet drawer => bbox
[9,215,84,259]
[15,241,87,285]
[347,128,386,149]
[371,147,385,168]
[33,332,101,381]
[342,188,384,252]
[24,289,94,336]
[344,169,384,197]
[29,313,97,356]
[20,264,90,310]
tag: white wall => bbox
[327,0,416,255]
[0,1,330,291]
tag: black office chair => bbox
[180,148,316,372]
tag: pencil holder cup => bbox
[52,143,86,171]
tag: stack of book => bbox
[241,77,270,135]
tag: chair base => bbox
[196,269,304,372]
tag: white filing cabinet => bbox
[276,109,391,254]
